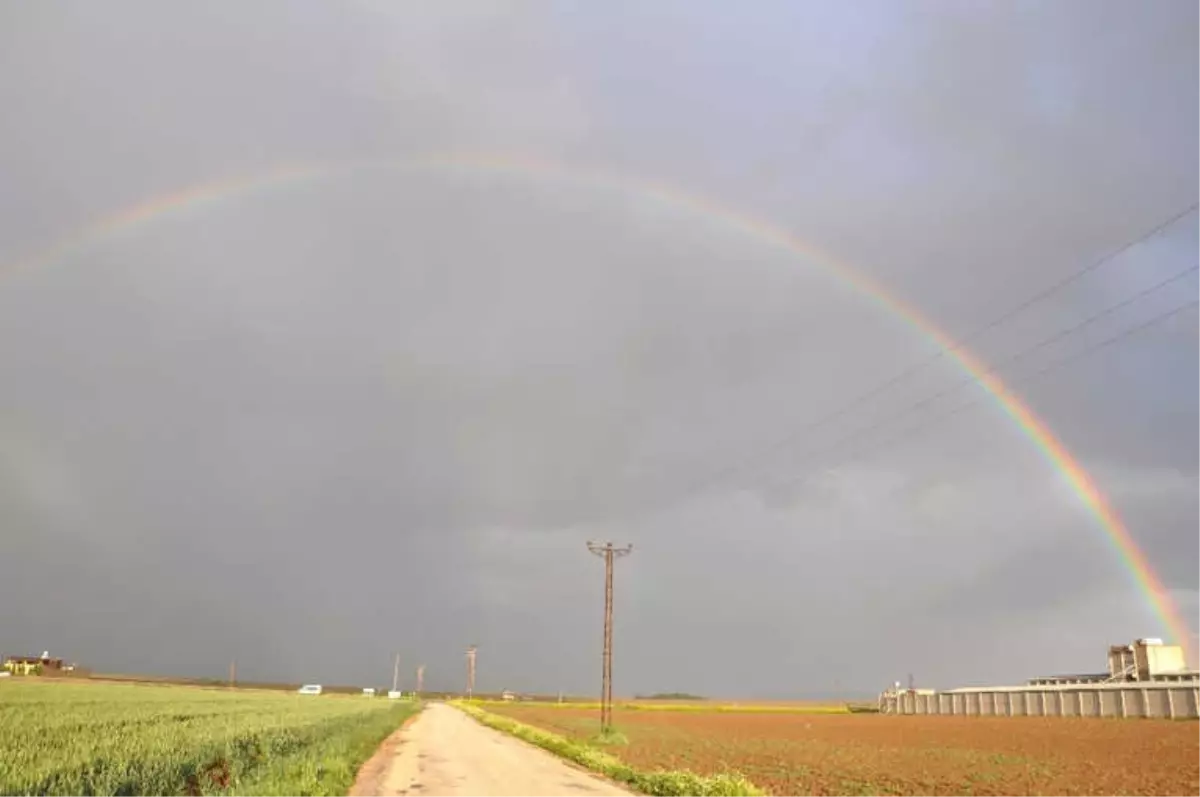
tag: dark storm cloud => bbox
[0,1,1195,693]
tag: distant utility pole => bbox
[393,654,401,694]
[229,660,237,690]
[416,665,425,698]
[466,646,477,700]
[587,540,633,731]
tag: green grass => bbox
[452,701,764,796]
[0,680,420,795]
[590,726,630,746]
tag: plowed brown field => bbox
[488,706,1199,795]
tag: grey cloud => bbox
[0,1,1195,694]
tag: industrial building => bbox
[1026,638,1193,686]
[881,638,1199,719]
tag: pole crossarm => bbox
[587,541,633,556]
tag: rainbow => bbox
[4,153,1194,660]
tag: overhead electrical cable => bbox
[652,205,1198,503]
[759,297,1199,494]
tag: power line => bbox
[946,203,1195,354]
[647,204,1198,504]
[758,298,1199,494]
[746,264,1198,481]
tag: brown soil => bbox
[490,705,1200,796]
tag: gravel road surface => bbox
[351,703,632,796]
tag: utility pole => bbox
[587,541,632,732]
[466,645,477,700]
[392,654,401,694]
[229,660,236,690]
[416,664,425,698]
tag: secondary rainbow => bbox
[5,153,1193,660]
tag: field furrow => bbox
[486,703,1200,796]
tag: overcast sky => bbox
[0,0,1196,697]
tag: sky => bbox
[0,0,1196,698]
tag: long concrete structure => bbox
[884,681,1199,718]
[881,638,1199,719]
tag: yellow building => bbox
[2,652,65,676]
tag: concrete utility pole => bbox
[466,646,477,700]
[416,664,425,698]
[393,654,401,693]
[587,540,632,731]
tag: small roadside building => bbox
[3,651,66,676]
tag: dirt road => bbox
[351,703,631,797]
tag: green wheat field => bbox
[0,679,419,796]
